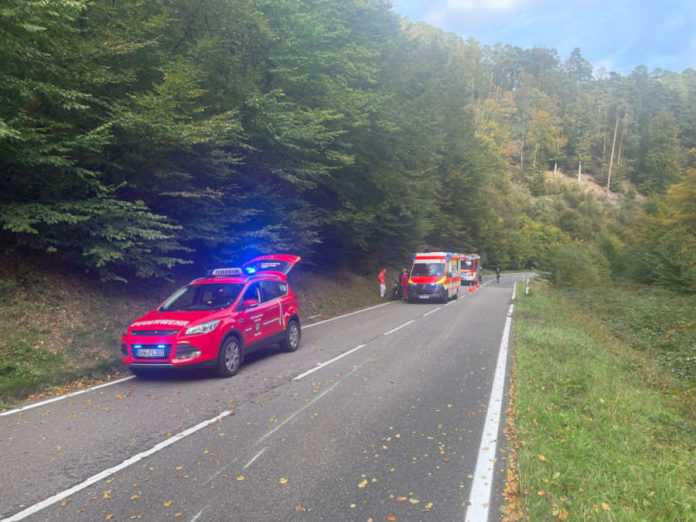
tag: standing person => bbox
[496,267,501,283]
[400,268,409,300]
[378,268,387,298]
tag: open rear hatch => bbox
[242,254,301,279]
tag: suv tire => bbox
[216,336,242,377]
[281,319,301,352]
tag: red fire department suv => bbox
[120,255,301,378]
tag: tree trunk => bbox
[520,131,525,170]
[617,126,625,166]
[607,113,620,195]
[578,160,582,183]
[553,160,557,176]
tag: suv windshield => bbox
[159,283,243,311]
[462,260,474,268]
[411,263,445,277]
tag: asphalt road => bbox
[1,273,531,522]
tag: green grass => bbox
[561,284,696,385]
[509,280,696,521]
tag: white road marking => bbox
[203,458,239,486]
[293,345,367,380]
[0,376,136,417]
[190,507,207,522]
[384,320,415,336]
[465,284,515,522]
[256,381,340,445]
[243,448,267,470]
[2,410,231,522]
[423,307,441,317]
[304,301,393,329]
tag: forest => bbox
[1,0,694,292]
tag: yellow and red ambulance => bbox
[407,252,462,303]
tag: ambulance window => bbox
[412,263,445,277]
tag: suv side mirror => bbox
[243,299,259,309]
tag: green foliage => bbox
[550,242,610,287]
[1,0,693,283]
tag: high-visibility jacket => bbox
[378,270,386,284]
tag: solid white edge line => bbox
[465,284,516,522]
[293,344,367,381]
[0,376,136,417]
[303,301,393,329]
[383,320,415,336]
[2,410,231,522]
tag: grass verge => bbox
[505,280,696,520]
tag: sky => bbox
[390,0,696,75]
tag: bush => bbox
[550,243,610,287]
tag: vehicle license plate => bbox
[418,295,430,299]
[137,348,165,358]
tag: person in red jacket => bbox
[378,268,386,298]
[400,268,409,300]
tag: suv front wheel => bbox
[216,336,242,377]
[281,319,301,352]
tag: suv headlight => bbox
[185,319,221,336]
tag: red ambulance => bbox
[406,252,462,303]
